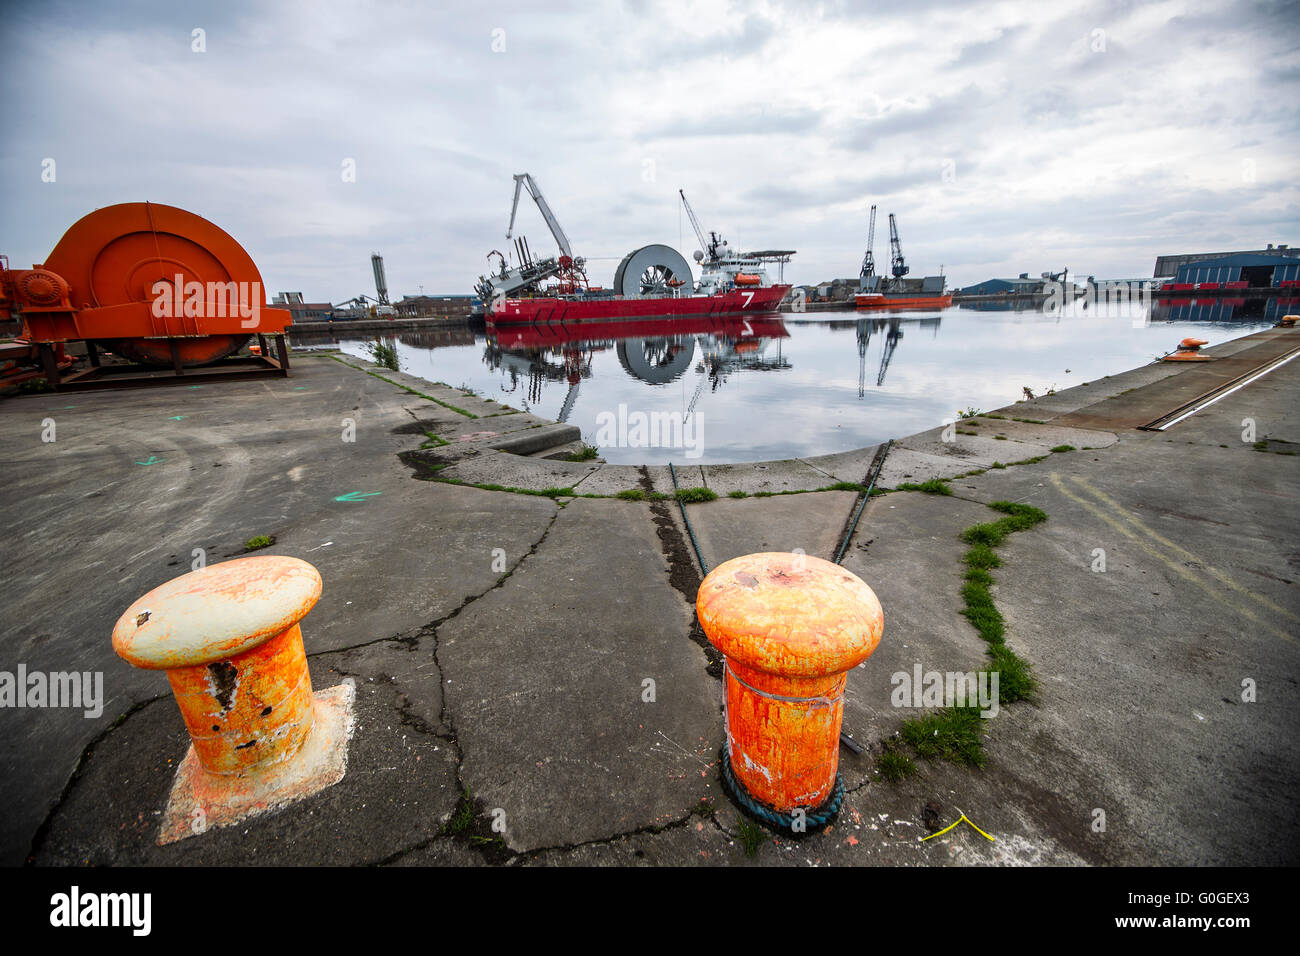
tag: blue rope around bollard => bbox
[720,752,844,833]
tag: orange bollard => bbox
[113,555,355,844]
[697,552,882,829]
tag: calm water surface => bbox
[331,301,1277,464]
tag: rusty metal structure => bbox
[113,555,355,844]
[0,202,292,389]
[697,552,883,829]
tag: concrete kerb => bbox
[331,353,1116,500]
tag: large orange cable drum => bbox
[24,202,290,366]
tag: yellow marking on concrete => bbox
[921,811,994,842]
[1048,473,1295,644]
[1072,475,1300,625]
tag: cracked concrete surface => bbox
[4,330,1298,866]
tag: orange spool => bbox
[18,202,290,367]
[697,553,883,821]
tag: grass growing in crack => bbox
[564,443,600,462]
[955,501,1046,704]
[675,486,718,503]
[736,817,766,857]
[1050,444,1076,453]
[445,791,476,836]
[420,431,449,449]
[727,490,748,498]
[901,706,986,767]
[616,488,645,501]
[894,478,952,495]
[878,740,920,782]
[331,355,478,418]
[244,534,273,551]
[823,481,866,492]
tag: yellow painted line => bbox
[1048,473,1295,644]
[1072,475,1300,625]
[921,811,994,843]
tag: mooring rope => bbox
[833,439,891,565]
[668,461,710,576]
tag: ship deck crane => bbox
[505,172,586,293]
[508,173,573,259]
[888,213,908,280]
[679,190,721,260]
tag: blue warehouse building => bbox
[1172,253,1300,287]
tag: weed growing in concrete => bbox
[331,355,478,418]
[675,487,717,503]
[894,478,952,495]
[953,501,1046,705]
[901,706,986,767]
[736,817,766,857]
[445,790,476,836]
[244,534,273,551]
[420,431,449,448]
[616,489,645,501]
[878,740,920,782]
[727,490,748,498]
[1050,444,1075,453]
[564,443,600,462]
[363,339,400,371]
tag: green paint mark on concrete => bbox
[135,455,164,466]
[334,491,382,502]
[168,416,185,421]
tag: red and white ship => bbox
[474,176,793,324]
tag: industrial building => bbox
[1159,252,1300,289]
[271,292,335,322]
[955,271,1072,298]
[1153,244,1300,280]
[956,275,1044,296]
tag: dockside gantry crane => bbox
[888,213,909,280]
[860,204,877,285]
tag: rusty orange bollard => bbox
[697,552,883,829]
[113,555,355,845]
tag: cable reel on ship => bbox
[612,244,694,297]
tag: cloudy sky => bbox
[2,0,1296,301]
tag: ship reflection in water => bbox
[327,302,1275,465]
[484,315,792,422]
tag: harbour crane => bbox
[877,318,903,386]
[860,205,877,283]
[888,213,909,279]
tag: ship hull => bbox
[489,285,790,323]
[855,293,953,310]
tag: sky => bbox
[1,0,1297,301]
